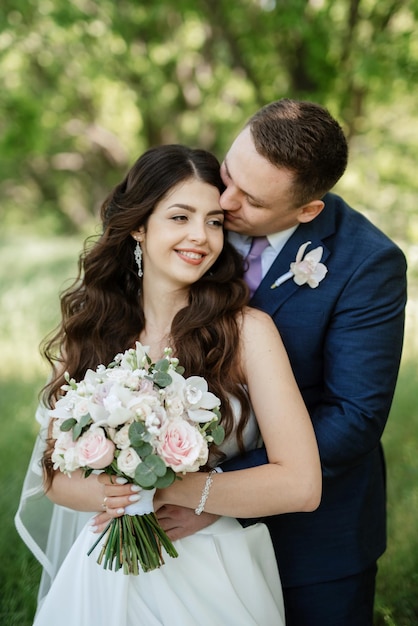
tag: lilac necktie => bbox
[244,236,269,297]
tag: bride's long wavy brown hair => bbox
[42,145,251,477]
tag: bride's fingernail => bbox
[117,508,125,514]
[89,525,98,533]
[116,477,128,485]
[129,494,141,502]
[131,485,141,492]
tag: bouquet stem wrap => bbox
[88,489,178,575]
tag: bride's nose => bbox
[188,221,208,244]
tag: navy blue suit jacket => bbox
[223,192,407,588]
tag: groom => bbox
[158,99,407,625]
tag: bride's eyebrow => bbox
[166,203,196,212]
[167,204,224,216]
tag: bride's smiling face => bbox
[132,178,225,288]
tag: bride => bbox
[16,145,321,625]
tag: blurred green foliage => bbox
[1,0,417,248]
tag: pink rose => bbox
[157,419,208,472]
[76,427,116,469]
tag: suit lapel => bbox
[250,203,335,316]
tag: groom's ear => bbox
[296,200,324,224]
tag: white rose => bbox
[117,447,141,478]
[113,423,132,449]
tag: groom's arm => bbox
[220,447,268,471]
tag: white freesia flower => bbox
[52,439,80,474]
[164,395,186,419]
[128,392,162,419]
[271,241,328,289]
[144,406,167,434]
[116,342,150,370]
[53,428,74,449]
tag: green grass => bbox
[1,233,417,625]
[0,377,43,626]
[374,360,418,626]
[0,233,82,625]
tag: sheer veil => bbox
[14,404,91,607]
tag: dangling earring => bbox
[134,241,143,278]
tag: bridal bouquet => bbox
[49,342,224,575]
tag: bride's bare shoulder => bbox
[239,306,280,340]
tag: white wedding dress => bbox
[16,401,285,626]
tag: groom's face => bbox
[220,127,303,237]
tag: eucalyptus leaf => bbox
[72,422,83,440]
[134,463,158,488]
[60,418,77,432]
[129,421,147,446]
[154,468,176,489]
[79,413,92,429]
[132,441,153,458]
[154,358,170,372]
[211,425,225,446]
[144,454,168,477]
[153,371,172,388]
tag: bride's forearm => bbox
[46,469,104,512]
[156,463,321,518]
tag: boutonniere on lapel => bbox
[271,241,328,289]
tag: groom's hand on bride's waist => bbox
[156,505,219,541]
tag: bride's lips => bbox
[175,249,207,265]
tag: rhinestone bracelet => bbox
[194,469,217,515]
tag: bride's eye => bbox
[171,215,188,222]
[207,218,224,227]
